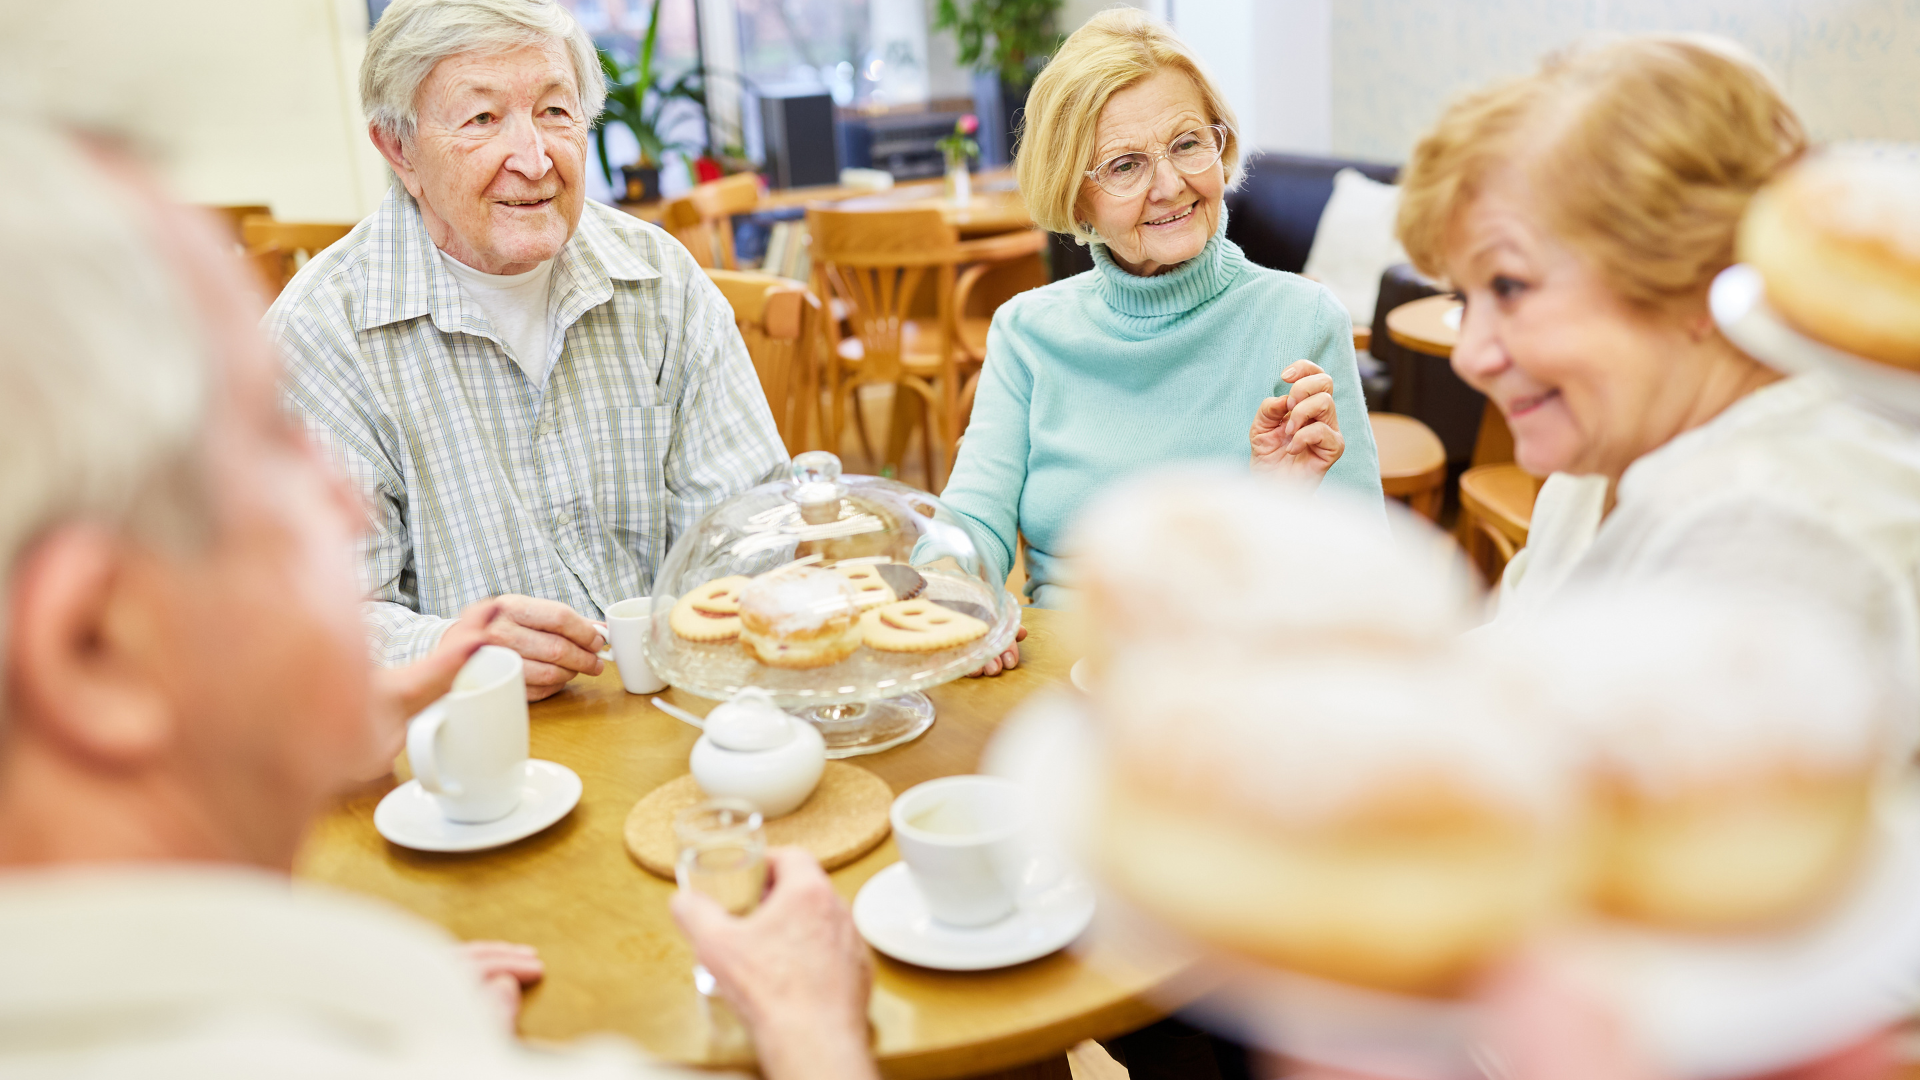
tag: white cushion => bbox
[1301,167,1410,326]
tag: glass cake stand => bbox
[643,452,1020,757]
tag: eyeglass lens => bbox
[1094,127,1224,195]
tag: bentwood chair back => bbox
[663,172,761,270]
[1457,463,1543,586]
[242,217,354,297]
[704,268,821,454]
[808,206,963,490]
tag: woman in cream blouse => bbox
[1395,36,1920,705]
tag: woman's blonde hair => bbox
[1397,35,1805,311]
[1016,8,1240,244]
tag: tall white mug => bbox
[606,596,669,695]
[891,775,1032,927]
[407,645,529,823]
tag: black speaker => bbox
[758,90,839,189]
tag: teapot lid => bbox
[705,688,796,752]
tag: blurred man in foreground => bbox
[0,116,875,1080]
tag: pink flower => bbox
[958,114,979,135]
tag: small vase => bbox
[621,164,661,204]
[944,152,972,206]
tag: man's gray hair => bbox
[0,118,214,686]
[361,0,607,144]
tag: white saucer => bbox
[1069,658,1092,693]
[1711,262,1920,424]
[853,862,1096,971]
[375,759,583,853]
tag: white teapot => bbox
[689,688,826,818]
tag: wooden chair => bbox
[1458,463,1542,585]
[951,234,1047,425]
[243,217,354,296]
[662,172,762,270]
[809,206,1046,490]
[1370,412,1447,522]
[704,268,821,455]
[203,204,272,244]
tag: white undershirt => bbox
[436,250,557,386]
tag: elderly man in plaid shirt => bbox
[272,0,786,700]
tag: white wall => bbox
[1173,0,1332,155]
[7,0,391,223]
[1331,0,1920,164]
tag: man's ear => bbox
[4,525,177,766]
[368,123,426,201]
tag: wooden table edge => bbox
[876,973,1212,1079]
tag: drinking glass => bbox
[674,798,767,995]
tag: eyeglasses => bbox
[1085,124,1230,197]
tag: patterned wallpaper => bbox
[1331,0,1920,164]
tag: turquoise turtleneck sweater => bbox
[941,228,1384,608]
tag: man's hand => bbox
[354,601,500,783]
[1251,359,1345,483]
[672,848,877,1080]
[469,594,607,701]
[457,940,544,1033]
[970,625,1027,678]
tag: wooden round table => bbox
[295,608,1190,1079]
[834,182,1035,238]
[1384,293,1462,357]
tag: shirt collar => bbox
[355,188,660,336]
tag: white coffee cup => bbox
[605,596,668,695]
[891,775,1032,927]
[407,645,529,824]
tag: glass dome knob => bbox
[791,451,843,486]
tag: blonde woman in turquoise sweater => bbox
[947,10,1383,674]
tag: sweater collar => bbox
[1088,213,1242,319]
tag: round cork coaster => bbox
[624,762,894,879]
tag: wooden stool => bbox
[1370,413,1447,522]
[1458,463,1541,585]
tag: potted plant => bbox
[595,0,711,203]
[933,0,1064,166]
[936,115,980,204]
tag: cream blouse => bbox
[1496,374,1920,727]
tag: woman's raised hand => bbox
[1251,359,1345,483]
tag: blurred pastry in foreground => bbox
[1738,147,1920,368]
[1095,662,1579,996]
[736,566,863,669]
[1509,586,1893,931]
[1068,469,1475,683]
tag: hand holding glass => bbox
[675,799,768,995]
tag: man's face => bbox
[389,42,589,275]
[139,191,375,858]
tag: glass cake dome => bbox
[643,451,1021,757]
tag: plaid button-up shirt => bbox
[271,189,786,665]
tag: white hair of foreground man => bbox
[361,0,607,146]
[0,118,212,695]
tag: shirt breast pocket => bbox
[589,405,673,548]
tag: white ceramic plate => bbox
[985,693,1920,1080]
[1069,658,1092,694]
[1711,263,1920,424]
[852,862,1096,971]
[375,759,582,853]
